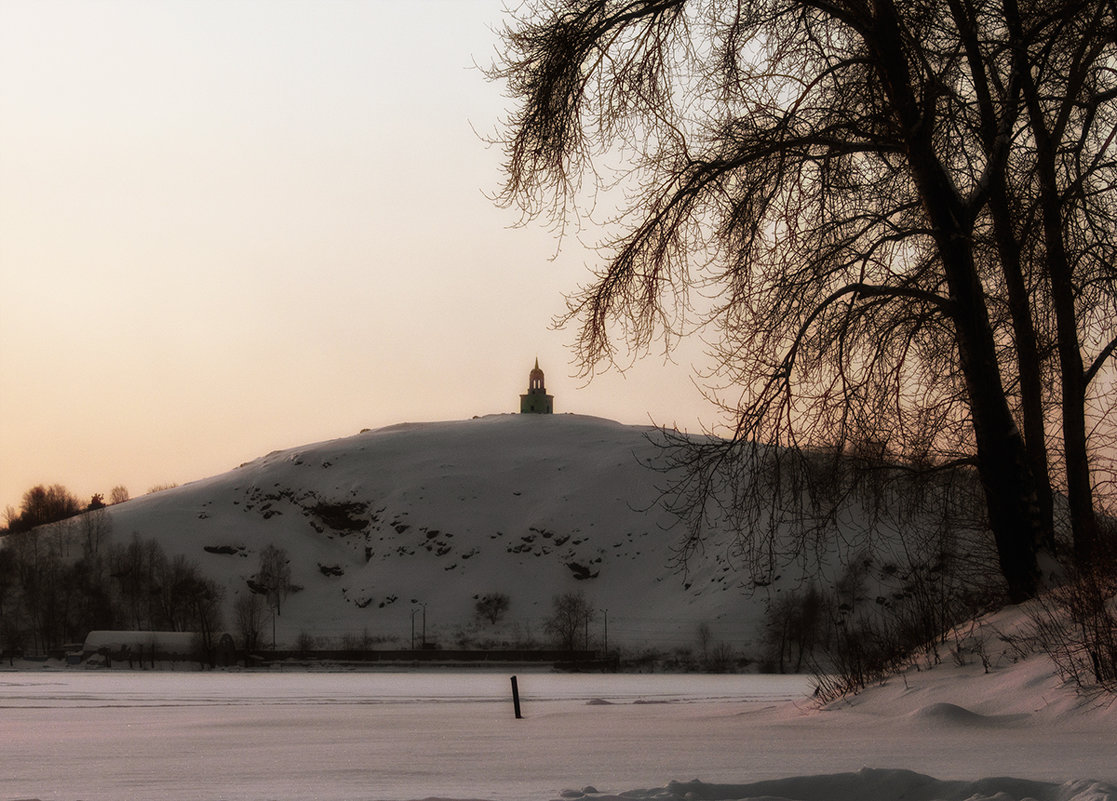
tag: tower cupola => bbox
[520,358,554,414]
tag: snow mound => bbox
[908,701,1028,728]
[551,769,1117,801]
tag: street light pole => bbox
[410,603,429,650]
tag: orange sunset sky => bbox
[0,0,716,514]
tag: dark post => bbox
[510,675,523,719]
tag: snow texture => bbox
[99,414,940,653]
[8,415,1115,799]
[103,414,781,651]
[2,641,1115,801]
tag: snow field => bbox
[0,664,1114,801]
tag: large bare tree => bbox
[492,0,1117,602]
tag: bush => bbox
[793,553,999,701]
[762,585,824,673]
[1030,567,1117,693]
[295,631,317,655]
[812,614,912,702]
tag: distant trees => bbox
[2,484,131,535]
[255,545,291,618]
[0,505,224,654]
[4,485,82,533]
[81,508,111,560]
[693,622,738,672]
[252,544,291,649]
[1,520,111,653]
[763,585,825,675]
[474,592,511,625]
[0,547,17,662]
[104,533,225,637]
[233,592,266,652]
[181,569,224,664]
[492,0,1117,602]
[544,591,594,652]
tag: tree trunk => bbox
[943,0,1054,545]
[1005,0,1101,567]
[872,0,1047,601]
[986,175,1056,549]
[1040,180,1100,568]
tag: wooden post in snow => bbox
[510,675,523,719]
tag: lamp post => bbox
[411,603,427,650]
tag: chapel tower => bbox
[520,358,554,414]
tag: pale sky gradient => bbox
[0,0,714,514]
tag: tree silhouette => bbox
[492,0,1116,601]
[544,591,593,652]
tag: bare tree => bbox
[474,592,511,625]
[180,570,224,667]
[110,532,166,630]
[234,592,265,652]
[109,485,130,506]
[81,508,112,560]
[492,0,1116,602]
[256,545,292,647]
[544,591,594,652]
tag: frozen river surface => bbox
[0,669,1111,801]
[2,671,808,801]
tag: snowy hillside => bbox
[105,414,774,653]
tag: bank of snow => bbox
[568,771,1115,801]
[559,601,1116,801]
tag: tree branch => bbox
[1084,333,1117,387]
[778,281,953,379]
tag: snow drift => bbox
[569,770,1116,801]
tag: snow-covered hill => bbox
[105,414,771,653]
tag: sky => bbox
[0,0,716,514]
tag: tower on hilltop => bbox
[520,358,554,414]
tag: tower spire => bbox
[520,359,554,414]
